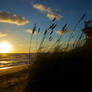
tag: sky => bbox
[0,0,92,53]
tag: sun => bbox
[0,42,12,53]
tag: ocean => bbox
[0,53,33,68]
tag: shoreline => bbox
[0,64,30,76]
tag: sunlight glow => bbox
[0,42,12,53]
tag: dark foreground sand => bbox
[0,65,30,92]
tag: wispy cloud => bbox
[47,13,62,20]
[0,11,29,25]
[56,31,65,36]
[33,4,47,12]
[33,3,63,20]
[0,32,7,38]
[26,29,38,35]
[56,30,73,35]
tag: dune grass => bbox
[27,13,92,92]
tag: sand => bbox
[0,64,30,92]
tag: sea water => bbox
[0,53,33,68]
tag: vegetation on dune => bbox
[27,13,92,92]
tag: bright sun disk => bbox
[0,42,11,53]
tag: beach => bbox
[0,64,30,92]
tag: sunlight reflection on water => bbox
[0,67,11,70]
[0,61,9,64]
[0,53,31,68]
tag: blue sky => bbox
[0,0,92,53]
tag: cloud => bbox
[47,13,62,20]
[56,31,65,36]
[0,11,29,25]
[33,4,52,13]
[56,30,73,35]
[0,32,7,38]
[33,4,47,12]
[33,4,62,20]
[26,29,38,35]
